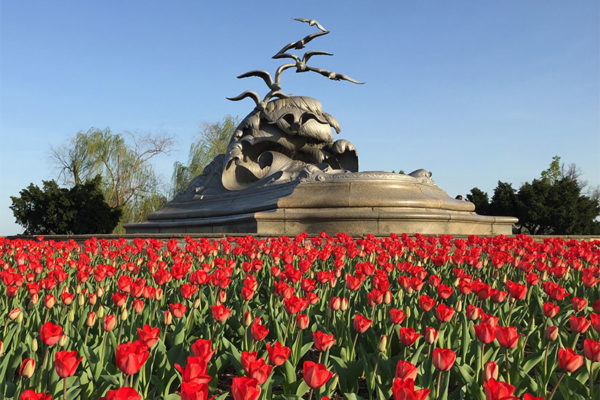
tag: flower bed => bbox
[0,233,599,400]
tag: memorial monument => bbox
[125,19,517,235]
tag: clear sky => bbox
[1,1,599,235]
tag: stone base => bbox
[125,172,517,235]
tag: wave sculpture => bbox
[126,19,517,235]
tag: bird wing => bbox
[237,70,274,88]
[293,18,327,32]
[307,66,365,84]
[226,90,262,105]
[303,50,333,63]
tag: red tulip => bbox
[19,358,35,378]
[474,323,496,344]
[583,338,600,362]
[484,361,498,381]
[211,304,231,322]
[571,296,587,313]
[398,327,420,347]
[250,318,269,341]
[246,357,272,384]
[181,381,210,400]
[40,321,63,346]
[435,304,454,322]
[391,378,430,400]
[466,304,481,320]
[591,313,600,334]
[169,302,187,318]
[543,302,560,318]
[116,340,150,375]
[103,315,117,332]
[495,326,523,349]
[137,325,160,348]
[432,348,456,371]
[174,356,210,384]
[19,390,51,400]
[558,347,584,372]
[483,378,517,400]
[569,315,590,333]
[506,280,527,300]
[103,387,142,400]
[266,341,291,366]
[395,360,418,380]
[296,313,309,330]
[353,314,372,333]
[54,350,82,378]
[303,361,333,389]
[390,308,406,325]
[419,294,436,311]
[313,331,336,352]
[546,325,559,341]
[191,338,216,362]
[231,377,261,400]
[424,327,439,344]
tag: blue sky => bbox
[1,1,598,235]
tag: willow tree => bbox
[51,128,173,230]
[171,115,238,196]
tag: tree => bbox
[171,115,238,196]
[467,187,490,215]
[467,156,600,235]
[51,128,173,230]
[10,176,121,234]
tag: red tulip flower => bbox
[571,296,587,313]
[353,314,372,333]
[211,304,231,322]
[506,280,527,300]
[116,340,150,375]
[231,377,261,400]
[103,315,117,332]
[191,338,216,362]
[246,357,272,384]
[558,347,584,372]
[181,381,210,400]
[483,378,517,400]
[391,378,430,400]
[303,361,333,389]
[495,326,523,349]
[583,338,600,362]
[395,360,418,380]
[484,361,498,381]
[313,331,336,352]
[296,313,309,330]
[432,348,456,371]
[250,318,269,341]
[54,350,83,378]
[435,304,455,322]
[19,358,35,378]
[569,315,590,333]
[390,308,406,325]
[398,327,420,347]
[474,323,496,344]
[543,302,560,318]
[174,356,210,384]
[424,327,439,344]
[266,341,291,366]
[40,321,63,346]
[419,294,436,311]
[169,303,187,318]
[591,313,600,334]
[137,325,160,348]
[19,390,51,400]
[103,387,142,400]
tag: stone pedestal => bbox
[125,172,516,235]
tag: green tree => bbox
[51,128,173,231]
[467,156,600,235]
[171,115,238,196]
[10,176,121,234]
[467,187,490,215]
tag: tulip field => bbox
[0,233,599,400]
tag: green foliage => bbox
[51,127,173,230]
[466,187,490,215]
[171,115,238,196]
[10,176,121,234]
[468,156,600,235]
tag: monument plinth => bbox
[125,18,517,235]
